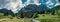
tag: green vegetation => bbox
[0,9,59,22]
[0,7,60,22]
[0,13,12,19]
[36,14,58,19]
[0,13,59,22]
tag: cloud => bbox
[0,0,23,13]
[46,0,58,8]
[0,0,59,13]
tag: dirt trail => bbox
[0,18,41,22]
[32,19,41,22]
[0,18,10,22]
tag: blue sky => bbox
[0,0,58,8]
[22,0,27,4]
[21,0,57,8]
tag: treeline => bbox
[0,4,60,18]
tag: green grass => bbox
[36,14,58,20]
[0,13,4,17]
[0,13,59,22]
[0,13,12,19]
[0,13,58,19]
[35,14,59,22]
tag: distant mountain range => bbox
[18,4,50,14]
[0,8,13,13]
[0,0,58,13]
[52,5,60,10]
[0,4,60,13]
[0,8,14,16]
[24,4,49,11]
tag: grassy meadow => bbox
[0,10,60,22]
[0,13,59,22]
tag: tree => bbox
[58,0,60,2]
[0,8,15,17]
[17,4,38,18]
[17,4,49,18]
[36,4,49,14]
[53,5,60,15]
[54,5,60,21]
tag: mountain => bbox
[24,4,38,10]
[58,0,60,2]
[50,5,60,15]
[0,0,58,13]
[23,4,49,12]
[37,4,49,10]
[17,4,38,18]
[18,4,49,14]
[0,8,14,16]
[17,4,50,18]
[51,5,60,10]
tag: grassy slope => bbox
[0,13,12,19]
[0,13,58,19]
[0,13,59,22]
[36,14,58,19]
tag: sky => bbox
[0,0,59,13]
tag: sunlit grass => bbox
[0,13,59,22]
[36,14,58,20]
[0,13,4,17]
[1,18,30,22]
